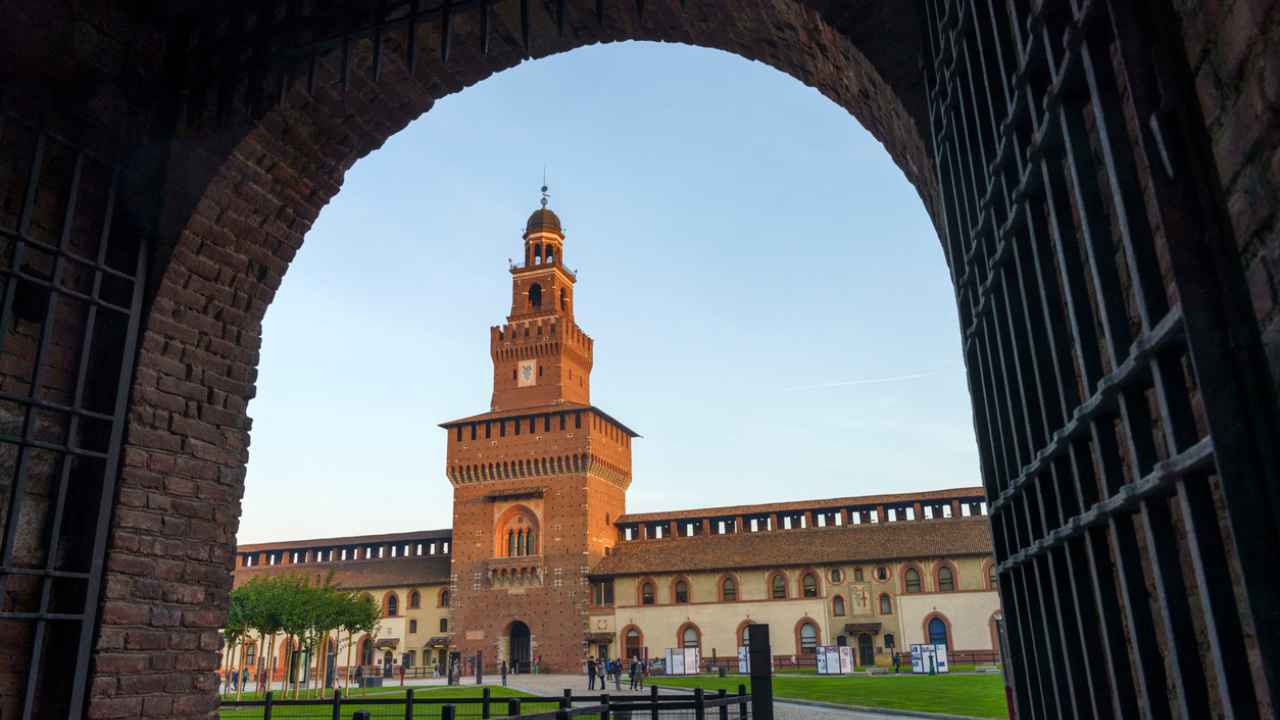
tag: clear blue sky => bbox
[237,41,979,544]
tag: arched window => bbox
[529,283,543,309]
[409,591,421,609]
[832,596,846,616]
[938,566,956,592]
[681,625,701,649]
[674,579,690,604]
[625,627,643,659]
[533,244,542,263]
[802,573,819,597]
[721,577,738,602]
[875,566,889,582]
[740,624,751,646]
[798,623,818,655]
[928,617,949,647]
[545,247,554,263]
[439,590,450,608]
[496,506,539,558]
[904,568,922,593]
[771,574,787,599]
[879,593,893,615]
[386,593,398,617]
[641,582,655,606]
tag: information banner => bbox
[683,647,701,675]
[665,648,699,675]
[909,644,949,674]
[737,646,749,674]
[815,646,844,675]
[838,646,854,674]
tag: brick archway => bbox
[1,1,1278,718]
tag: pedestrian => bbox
[587,656,597,690]
[892,652,901,674]
[354,665,364,690]
[399,662,406,687]
[501,660,509,687]
[612,658,621,690]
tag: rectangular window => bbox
[624,527,633,541]
[378,546,385,558]
[852,512,861,525]
[870,510,879,524]
[717,520,726,534]
[575,412,582,429]
[685,523,694,537]
[783,516,792,530]
[443,542,450,553]
[800,514,808,529]
[455,427,462,442]
[888,509,898,522]
[906,507,916,521]
[835,513,843,526]
[530,417,537,433]
[942,505,953,518]
[340,549,347,561]
[429,543,436,555]
[485,423,492,439]
[560,415,566,430]
[515,419,521,435]
[500,421,506,437]
[816,514,826,528]
[924,505,934,519]
[750,518,759,532]
[980,502,988,515]
[470,424,477,441]
[544,415,551,432]
[391,546,398,558]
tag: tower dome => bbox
[525,207,562,234]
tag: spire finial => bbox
[540,167,549,208]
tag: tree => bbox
[224,588,250,700]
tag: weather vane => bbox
[541,166,549,208]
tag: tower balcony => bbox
[486,556,544,587]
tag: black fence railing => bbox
[219,686,752,720]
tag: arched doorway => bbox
[509,621,532,673]
[857,634,875,668]
[382,650,394,678]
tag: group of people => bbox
[585,656,647,691]
[223,667,251,693]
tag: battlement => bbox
[490,318,593,360]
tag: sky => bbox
[236,41,979,544]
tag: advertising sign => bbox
[838,646,854,674]
[665,648,699,675]
[737,646,749,674]
[910,644,949,674]
[815,646,845,675]
[683,647,701,675]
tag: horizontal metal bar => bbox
[0,266,135,316]
[0,611,89,621]
[997,435,1215,574]
[0,389,119,423]
[0,567,92,580]
[990,305,1186,514]
[0,433,110,460]
[0,226,140,283]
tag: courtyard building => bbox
[226,199,1000,680]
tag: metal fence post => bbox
[737,684,747,719]
[717,689,728,720]
[649,685,658,720]
[332,688,343,720]
[507,699,521,717]
[483,687,491,719]
[601,693,611,720]
[443,704,456,720]
[561,688,572,709]
[405,687,415,720]
[694,688,705,720]
[747,624,772,720]
[263,691,274,720]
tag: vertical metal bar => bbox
[520,0,530,53]
[440,0,452,63]
[406,0,419,75]
[372,1,385,81]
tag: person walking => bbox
[892,652,901,674]
[501,660,508,687]
[587,656,597,690]
[612,658,621,690]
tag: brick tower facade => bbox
[441,189,636,672]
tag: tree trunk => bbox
[345,629,354,695]
[235,639,245,702]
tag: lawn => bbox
[656,673,1010,719]
[219,685,552,719]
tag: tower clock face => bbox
[517,360,537,387]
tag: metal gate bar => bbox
[0,110,150,719]
[923,0,1279,718]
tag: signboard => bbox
[910,644,950,674]
[665,648,700,675]
[737,646,749,674]
[684,647,701,675]
[517,359,537,387]
[815,646,844,675]
[838,646,854,674]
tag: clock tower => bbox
[441,187,636,672]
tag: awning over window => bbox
[425,636,452,648]
[843,623,882,635]
[584,632,615,643]
[374,639,400,649]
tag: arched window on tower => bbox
[529,283,543,309]
[546,246,555,264]
[533,244,542,264]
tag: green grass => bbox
[219,685,548,719]
[656,673,1010,719]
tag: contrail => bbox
[782,370,945,391]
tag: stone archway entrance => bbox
[509,621,532,673]
[1,1,1278,718]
